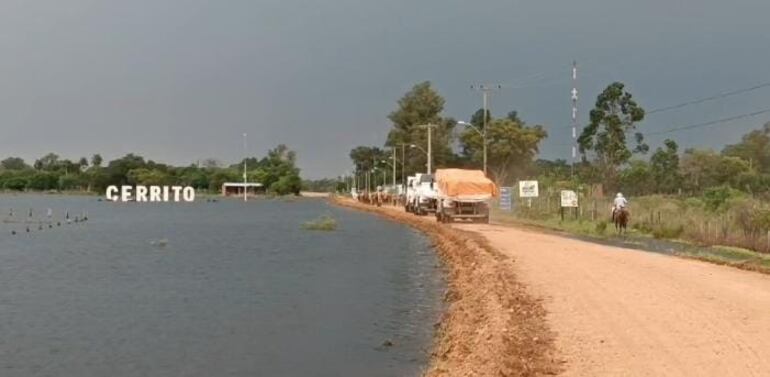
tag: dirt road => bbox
[453,222,770,376]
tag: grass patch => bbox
[677,245,770,273]
[302,215,338,231]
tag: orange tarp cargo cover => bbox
[435,168,497,199]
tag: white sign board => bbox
[518,180,539,198]
[560,190,579,208]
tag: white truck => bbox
[411,173,438,216]
[404,175,418,213]
[434,168,496,223]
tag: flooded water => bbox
[0,195,444,377]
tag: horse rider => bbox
[612,192,628,221]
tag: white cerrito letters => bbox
[105,185,195,202]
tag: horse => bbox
[613,207,629,234]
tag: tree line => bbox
[349,81,770,198]
[0,144,302,195]
[349,81,547,188]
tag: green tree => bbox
[105,154,147,185]
[207,169,240,192]
[4,176,28,191]
[460,116,547,185]
[385,81,456,175]
[578,82,646,187]
[650,139,681,193]
[535,159,571,181]
[58,175,81,191]
[1,157,28,170]
[28,172,59,190]
[270,174,302,195]
[722,122,770,173]
[78,157,89,170]
[619,160,653,196]
[349,146,388,174]
[34,153,60,171]
[126,168,172,186]
[681,149,749,193]
[91,154,103,168]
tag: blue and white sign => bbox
[499,187,513,211]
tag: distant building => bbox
[221,182,265,197]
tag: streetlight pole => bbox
[381,159,396,188]
[471,84,501,175]
[242,132,248,202]
[458,120,485,173]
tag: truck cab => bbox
[404,176,418,212]
[412,173,438,215]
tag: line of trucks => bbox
[404,168,497,223]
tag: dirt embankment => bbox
[334,199,559,377]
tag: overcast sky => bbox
[1,0,768,178]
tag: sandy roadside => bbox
[334,198,560,377]
[452,222,770,377]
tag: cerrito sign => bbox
[106,185,195,202]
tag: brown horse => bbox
[613,207,629,234]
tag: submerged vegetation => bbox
[302,215,338,231]
[0,144,302,196]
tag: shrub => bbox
[652,224,684,239]
[702,186,744,213]
[302,215,337,231]
[595,221,608,234]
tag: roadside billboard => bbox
[560,190,579,208]
[518,180,539,198]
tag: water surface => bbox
[0,195,444,377]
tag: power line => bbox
[648,81,770,115]
[648,107,770,136]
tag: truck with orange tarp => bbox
[434,168,497,223]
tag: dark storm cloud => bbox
[0,0,768,178]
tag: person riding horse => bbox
[612,192,628,221]
[612,193,630,233]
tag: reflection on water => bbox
[0,195,444,377]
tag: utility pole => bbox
[427,125,432,174]
[571,61,578,178]
[242,133,248,202]
[471,84,502,175]
[399,143,407,189]
[392,148,396,187]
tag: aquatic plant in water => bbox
[302,215,337,231]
